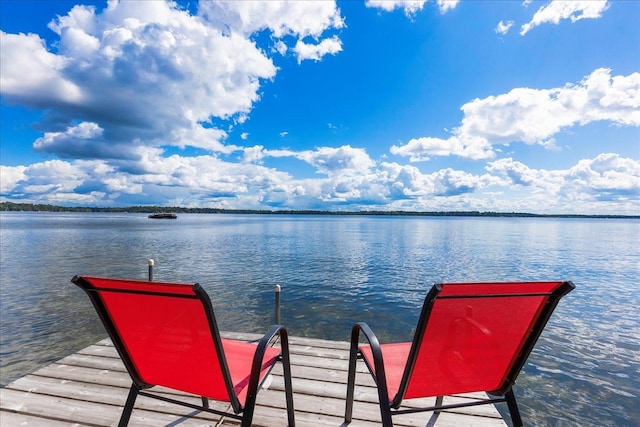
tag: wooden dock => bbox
[1,333,508,426]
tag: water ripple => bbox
[1,213,638,426]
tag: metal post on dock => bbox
[148,259,154,281]
[275,284,281,324]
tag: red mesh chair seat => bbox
[222,338,281,404]
[72,275,295,427]
[345,281,574,427]
[360,343,410,401]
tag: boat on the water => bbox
[148,213,177,219]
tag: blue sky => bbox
[1,0,638,214]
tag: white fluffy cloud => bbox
[9,160,92,202]
[198,1,344,64]
[198,1,344,38]
[486,158,565,190]
[521,0,610,35]
[390,135,493,161]
[0,166,27,194]
[293,36,343,64]
[0,0,344,162]
[436,0,460,14]
[495,20,514,35]
[3,149,638,214]
[296,146,376,176]
[392,68,640,161]
[564,153,640,201]
[366,0,427,16]
[0,32,83,105]
[487,154,640,204]
[365,0,459,16]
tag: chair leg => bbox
[434,395,444,414]
[201,396,209,409]
[344,338,359,423]
[376,386,394,427]
[280,332,296,427]
[118,384,139,427]
[505,388,523,427]
[243,330,296,427]
[241,404,255,427]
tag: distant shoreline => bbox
[1,201,638,219]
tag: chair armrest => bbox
[352,322,380,348]
[253,324,289,374]
[259,324,287,348]
[350,322,390,402]
[243,325,290,410]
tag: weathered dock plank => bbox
[1,334,507,426]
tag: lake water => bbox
[0,212,638,426]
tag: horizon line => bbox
[1,201,638,219]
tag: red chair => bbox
[344,281,574,427]
[72,275,295,427]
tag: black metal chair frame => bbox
[345,281,575,427]
[72,275,295,427]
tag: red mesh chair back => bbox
[401,282,566,401]
[73,276,234,402]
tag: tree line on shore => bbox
[1,201,637,219]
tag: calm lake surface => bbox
[1,212,638,426]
